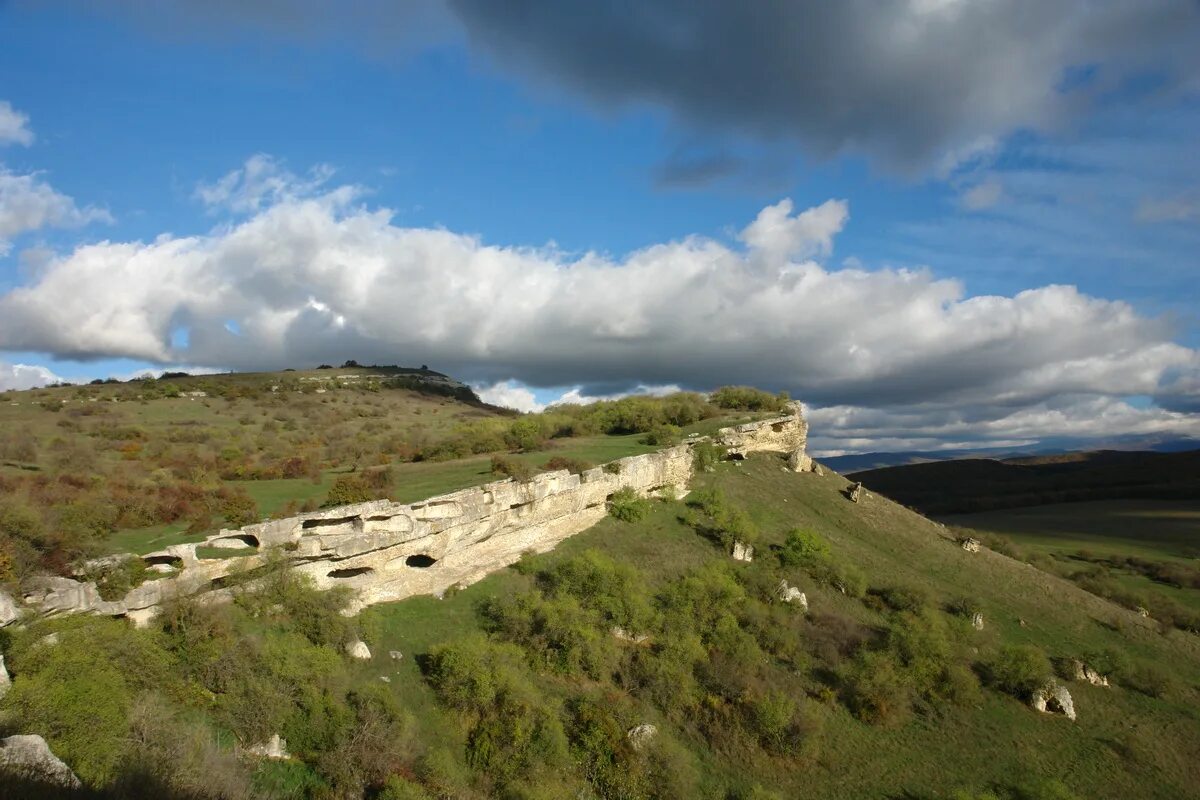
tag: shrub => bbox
[842,650,911,725]
[542,456,595,474]
[642,423,682,446]
[608,487,651,523]
[324,474,375,506]
[491,454,536,482]
[688,487,728,519]
[779,528,831,569]
[691,441,724,473]
[710,386,788,412]
[985,645,1052,698]
[876,584,930,614]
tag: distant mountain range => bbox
[820,435,1200,473]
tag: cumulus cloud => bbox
[195,154,339,214]
[1,174,1198,438]
[0,361,63,392]
[0,168,113,254]
[0,100,34,147]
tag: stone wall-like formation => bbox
[11,405,809,626]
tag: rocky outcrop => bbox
[713,402,808,472]
[0,589,20,627]
[1070,660,1109,687]
[848,482,864,503]
[731,541,755,562]
[16,412,810,623]
[246,733,290,760]
[960,537,982,553]
[971,612,985,630]
[1031,681,1076,721]
[612,626,651,644]
[776,580,808,611]
[626,724,657,751]
[0,734,82,789]
[0,654,10,700]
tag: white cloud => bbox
[0,361,63,392]
[0,101,34,147]
[195,154,340,214]
[1136,196,1200,223]
[959,180,1003,211]
[475,380,542,412]
[0,173,1197,450]
[0,168,113,254]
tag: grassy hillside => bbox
[849,449,1200,515]
[4,453,1198,799]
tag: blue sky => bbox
[1,1,1199,453]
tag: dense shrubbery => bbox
[608,486,652,522]
[709,386,790,412]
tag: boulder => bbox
[388,650,404,661]
[960,538,982,553]
[848,482,864,503]
[1136,606,1151,619]
[611,626,651,645]
[776,580,808,611]
[0,589,20,626]
[626,723,657,751]
[1031,681,1076,721]
[812,463,824,477]
[346,639,372,660]
[0,654,10,700]
[246,733,290,760]
[731,541,754,562]
[971,612,985,631]
[1070,660,1110,687]
[0,734,83,788]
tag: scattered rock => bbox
[848,482,864,503]
[0,590,19,627]
[626,723,657,751]
[812,463,824,477]
[246,733,290,760]
[346,639,372,660]
[960,537,982,553]
[388,650,404,661]
[776,580,808,611]
[731,541,755,562]
[0,734,83,788]
[1070,660,1110,687]
[380,676,391,683]
[1136,606,1151,619]
[1031,681,1076,721]
[0,655,10,700]
[1018,618,1028,628]
[971,612,985,631]
[611,626,651,645]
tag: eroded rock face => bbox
[0,734,83,789]
[19,412,811,623]
[1031,681,1076,721]
[714,402,809,472]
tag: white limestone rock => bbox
[960,538,982,553]
[389,650,404,661]
[0,589,19,627]
[776,580,808,611]
[1031,681,1076,721]
[0,654,10,700]
[1070,660,1110,687]
[246,733,289,760]
[971,612,985,631]
[731,541,754,562]
[346,639,372,660]
[626,723,657,751]
[0,734,83,788]
[611,626,651,645]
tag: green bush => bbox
[691,441,725,473]
[842,650,912,726]
[877,584,930,613]
[492,454,536,482]
[608,487,651,523]
[642,423,682,446]
[986,645,1052,698]
[542,455,595,474]
[779,528,831,569]
[324,473,375,507]
[710,386,789,412]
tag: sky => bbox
[1,1,1199,455]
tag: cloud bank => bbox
[1,160,1198,446]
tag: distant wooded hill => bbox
[848,449,1200,515]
